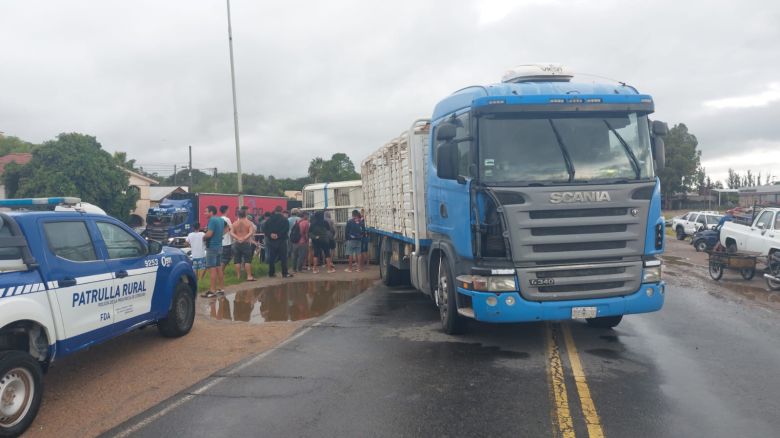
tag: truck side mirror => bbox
[652,137,665,172]
[147,240,163,255]
[652,120,669,136]
[436,123,457,142]
[436,142,458,180]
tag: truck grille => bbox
[517,261,642,302]
[147,228,168,241]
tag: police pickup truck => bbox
[0,198,197,436]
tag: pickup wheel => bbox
[158,282,195,338]
[435,255,467,335]
[694,240,708,252]
[676,227,685,240]
[0,351,43,437]
[726,242,738,254]
[585,315,623,329]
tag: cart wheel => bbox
[740,268,755,280]
[709,262,723,281]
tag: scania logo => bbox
[549,191,611,204]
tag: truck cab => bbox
[0,197,197,435]
[146,198,195,244]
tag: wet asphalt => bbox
[105,266,780,438]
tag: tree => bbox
[658,123,701,207]
[307,153,360,183]
[4,133,139,220]
[0,133,35,156]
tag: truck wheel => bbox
[694,240,708,252]
[0,351,43,437]
[435,256,467,335]
[676,227,685,240]
[585,315,622,329]
[379,237,402,286]
[158,282,195,338]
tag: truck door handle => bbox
[58,278,77,288]
[116,270,128,279]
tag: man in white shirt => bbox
[219,205,233,274]
[185,221,206,279]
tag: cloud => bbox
[703,83,780,110]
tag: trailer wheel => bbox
[0,351,43,437]
[435,255,467,335]
[585,315,622,329]
[766,251,780,291]
[740,268,755,280]
[709,262,724,281]
[379,237,403,286]
[158,282,195,338]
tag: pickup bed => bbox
[0,209,196,436]
[720,208,780,256]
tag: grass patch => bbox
[196,258,273,292]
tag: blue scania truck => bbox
[361,64,668,333]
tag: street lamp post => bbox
[226,0,243,207]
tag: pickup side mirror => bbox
[147,240,163,255]
[652,137,665,172]
[436,142,458,180]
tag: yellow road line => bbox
[545,323,575,438]
[562,323,605,438]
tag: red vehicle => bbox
[146,192,287,242]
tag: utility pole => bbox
[226,0,244,206]
[173,164,177,185]
[188,145,193,192]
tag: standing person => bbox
[185,222,206,280]
[202,205,225,298]
[259,211,272,262]
[310,211,336,274]
[231,208,257,281]
[263,205,292,278]
[291,211,310,273]
[219,205,233,274]
[287,208,301,265]
[360,209,370,269]
[344,210,364,272]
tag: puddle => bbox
[205,279,375,323]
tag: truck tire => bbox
[435,255,467,335]
[158,282,195,338]
[379,237,403,286]
[585,315,622,329]
[676,226,685,240]
[694,239,708,252]
[0,351,43,437]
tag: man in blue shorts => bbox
[203,205,225,298]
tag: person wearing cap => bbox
[344,209,365,272]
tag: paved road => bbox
[106,265,780,438]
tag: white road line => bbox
[109,284,377,437]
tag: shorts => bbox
[313,239,331,260]
[206,248,222,268]
[361,236,369,253]
[346,239,361,256]
[233,241,254,264]
[222,245,233,265]
[192,257,206,270]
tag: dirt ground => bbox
[24,266,379,438]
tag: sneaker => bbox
[201,291,217,298]
[217,290,225,296]
[344,268,352,273]
[327,268,336,274]
[283,273,294,278]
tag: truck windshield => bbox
[147,214,171,226]
[478,112,654,185]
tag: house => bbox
[124,168,159,227]
[0,153,33,199]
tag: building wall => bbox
[126,172,157,224]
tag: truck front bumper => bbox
[457,282,665,323]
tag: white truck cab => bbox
[720,208,780,255]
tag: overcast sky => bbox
[1,0,779,184]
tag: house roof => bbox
[0,153,32,175]
[149,186,188,202]
[122,167,159,185]
[738,184,780,194]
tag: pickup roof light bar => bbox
[0,197,81,207]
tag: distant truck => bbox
[720,207,780,255]
[301,180,364,260]
[362,64,668,333]
[146,193,287,244]
[0,197,196,436]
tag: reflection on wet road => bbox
[111,272,780,438]
[203,279,375,323]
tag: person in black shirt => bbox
[262,205,292,278]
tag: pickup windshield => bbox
[478,112,654,185]
[0,219,22,261]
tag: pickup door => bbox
[748,210,778,255]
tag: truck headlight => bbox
[643,264,662,283]
[456,275,517,292]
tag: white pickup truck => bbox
[720,207,780,256]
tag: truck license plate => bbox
[571,307,597,319]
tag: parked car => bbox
[691,227,720,252]
[720,207,780,255]
[672,211,722,240]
